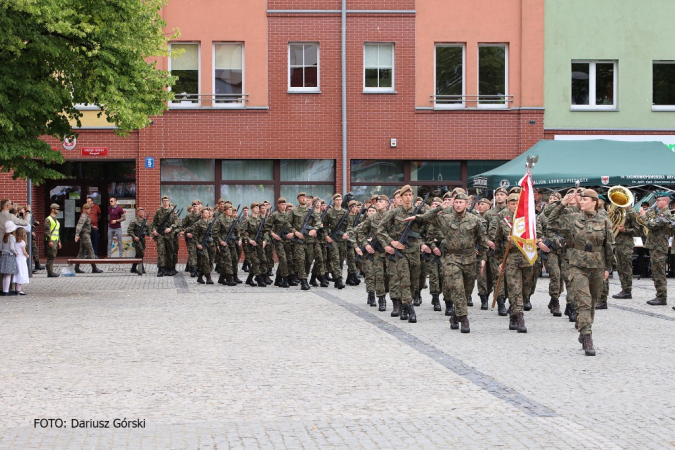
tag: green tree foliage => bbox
[0,0,177,184]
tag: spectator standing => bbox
[1,221,19,295]
[86,197,101,257]
[107,197,126,258]
[14,227,29,295]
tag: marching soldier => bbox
[266,197,291,288]
[486,187,509,315]
[44,203,62,277]
[356,195,390,310]
[228,204,243,284]
[642,193,673,306]
[424,197,444,312]
[309,199,328,287]
[151,195,179,277]
[283,203,299,286]
[324,193,348,288]
[345,200,361,286]
[536,191,565,317]
[190,207,215,284]
[213,203,237,286]
[612,197,639,300]
[181,200,202,277]
[289,192,321,290]
[127,206,148,275]
[474,198,493,310]
[74,203,103,274]
[241,202,268,287]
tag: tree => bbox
[0,0,177,184]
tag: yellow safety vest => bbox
[47,216,60,241]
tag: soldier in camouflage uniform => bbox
[151,196,179,277]
[354,205,376,304]
[190,208,215,284]
[536,191,565,317]
[289,193,321,290]
[74,203,103,274]
[486,187,509,315]
[595,199,613,309]
[474,198,493,310]
[283,204,298,286]
[547,189,613,356]
[324,194,348,288]
[356,195,390,311]
[345,201,362,286]
[309,199,327,286]
[377,185,427,324]
[407,193,487,333]
[642,193,673,306]
[266,197,292,288]
[181,200,202,277]
[423,197,444,312]
[227,204,243,284]
[495,194,534,333]
[213,204,237,286]
[612,199,639,300]
[240,203,268,287]
[126,206,148,275]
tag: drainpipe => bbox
[341,0,347,195]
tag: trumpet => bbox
[607,186,634,237]
[636,205,657,236]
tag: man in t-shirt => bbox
[86,197,102,257]
[107,197,126,258]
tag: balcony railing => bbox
[430,94,514,107]
[170,93,249,106]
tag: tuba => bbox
[607,186,634,237]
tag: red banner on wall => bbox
[81,147,108,156]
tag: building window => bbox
[435,44,464,108]
[411,161,461,182]
[467,160,509,178]
[289,43,319,91]
[214,43,244,106]
[653,61,675,110]
[571,61,616,109]
[478,44,508,107]
[161,159,215,182]
[169,43,200,106]
[364,44,394,91]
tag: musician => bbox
[547,189,613,356]
[642,193,673,306]
[612,193,639,300]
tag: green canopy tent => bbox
[471,139,675,190]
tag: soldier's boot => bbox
[184,265,191,273]
[353,273,361,285]
[612,290,632,299]
[432,294,441,312]
[509,314,518,330]
[378,296,387,312]
[408,303,417,323]
[190,267,198,278]
[242,262,250,272]
[467,296,473,307]
[496,296,508,316]
[523,296,532,311]
[310,274,318,287]
[267,268,273,277]
[550,298,562,317]
[400,303,410,321]
[412,290,421,307]
[75,264,85,274]
[280,276,289,288]
[319,275,329,288]
[245,274,257,287]
[564,302,571,317]
[569,305,577,323]
[516,312,527,333]
[582,334,596,356]
[288,274,299,286]
[130,264,138,274]
[255,275,267,287]
[324,272,334,282]
[170,266,178,276]
[479,294,489,310]
[300,279,311,291]
[35,261,45,271]
[596,300,608,310]
[225,274,237,286]
[47,272,60,278]
[450,314,459,330]
[460,315,470,334]
[646,298,667,306]
[334,276,345,290]
[274,275,281,287]
[205,273,214,285]
[444,301,454,317]
[197,273,205,284]
[91,264,103,274]
[264,275,273,285]
[234,274,243,284]
[367,291,376,306]
[157,267,164,277]
[391,299,401,317]
[345,273,354,286]
[218,274,226,285]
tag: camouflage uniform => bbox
[324,207,349,276]
[126,216,147,259]
[642,208,672,303]
[75,213,96,259]
[241,214,267,277]
[345,213,360,277]
[283,209,297,277]
[537,204,566,299]
[289,205,321,281]
[213,213,234,276]
[475,212,492,297]
[191,218,214,275]
[181,211,201,269]
[151,207,179,270]
[494,210,534,314]
[265,209,291,278]
[614,207,638,294]
[486,204,508,298]
[356,210,387,297]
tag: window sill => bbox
[169,103,201,109]
[287,89,322,94]
[652,107,675,112]
[362,90,397,94]
[75,105,101,111]
[570,107,619,112]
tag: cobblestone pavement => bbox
[1,264,675,449]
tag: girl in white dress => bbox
[14,228,29,294]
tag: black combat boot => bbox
[91,264,103,273]
[35,261,44,271]
[550,298,562,317]
[264,275,273,285]
[479,294,488,310]
[460,316,470,333]
[234,273,243,284]
[301,279,311,291]
[344,273,354,286]
[378,295,387,312]
[509,314,518,330]
[516,312,527,333]
[310,274,318,287]
[197,273,205,284]
[569,305,577,322]
[47,272,60,278]
[267,268,273,277]
[255,275,267,287]
[408,303,417,323]
[353,273,361,285]
[274,275,281,286]
[190,267,198,278]
[432,294,441,311]
[130,264,138,273]
[400,303,409,321]
[413,290,422,307]
[496,296,508,316]
[367,291,375,306]
[245,274,256,287]
[596,301,608,310]
[612,290,632,299]
[444,300,454,317]
[184,265,191,273]
[391,299,401,317]
[523,296,532,311]
[218,274,226,285]
[288,274,299,286]
[157,267,164,277]
[467,296,473,307]
[334,276,345,289]
[280,276,289,288]
[226,274,237,286]
[319,275,329,288]
[242,262,249,272]
[205,273,214,285]
[582,334,596,356]
[170,266,178,276]
[564,302,571,317]
[450,314,459,330]
[324,272,334,282]
[75,264,84,274]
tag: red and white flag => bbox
[511,171,538,264]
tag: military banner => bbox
[511,171,538,264]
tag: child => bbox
[14,227,29,295]
[0,221,19,295]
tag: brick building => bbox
[2,0,545,259]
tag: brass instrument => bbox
[607,186,634,237]
[636,205,656,236]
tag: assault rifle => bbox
[197,210,221,256]
[390,193,429,261]
[327,210,349,250]
[221,206,243,250]
[421,243,442,266]
[137,217,149,240]
[297,201,331,244]
[253,210,270,244]
[152,205,177,241]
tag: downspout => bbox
[341,0,347,195]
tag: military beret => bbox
[137,207,145,212]
[306,194,314,199]
[478,198,492,205]
[250,202,259,209]
[494,187,508,195]
[371,195,380,202]
[400,185,413,196]
[377,195,389,202]
[333,193,342,200]
[297,192,307,199]
[509,186,522,194]
[50,203,60,210]
[655,191,673,199]
[442,192,452,200]
[277,197,287,204]
[393,189,402,197]
[161,195,169,200]
[454,193,469,201]
[452,187,467,195]
[191,200,200,206]
[321,200,326,205]
[82,203,91,210]
[416,196,423,202]
[432,197,443,203]
[581,189,599,200]
[548,190,561,199]
[222,204,232,210]
[217,198,225,204]
[348,200,357,207]
[507,193,519,202]
[598,194,607,201]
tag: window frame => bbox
[434,43,466,109]
[212,42,245,109]
[477,43,509,110]
[652,60,675,111]
[288,42,321,93]
[363,43,395,93]
[168,42,201,108]
[570,60,618,111]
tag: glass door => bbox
[46,184,83,256]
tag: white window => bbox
[478,44,508,108]
[571,60,617,110]
[169,43,200,107]
[213,43,244,107]
[364,43,394,92]
[289,43,319,92]
[653,61,675,111]
[434,44,465,108]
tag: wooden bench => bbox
[66,258,145,275]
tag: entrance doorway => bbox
[44,161,136,257]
